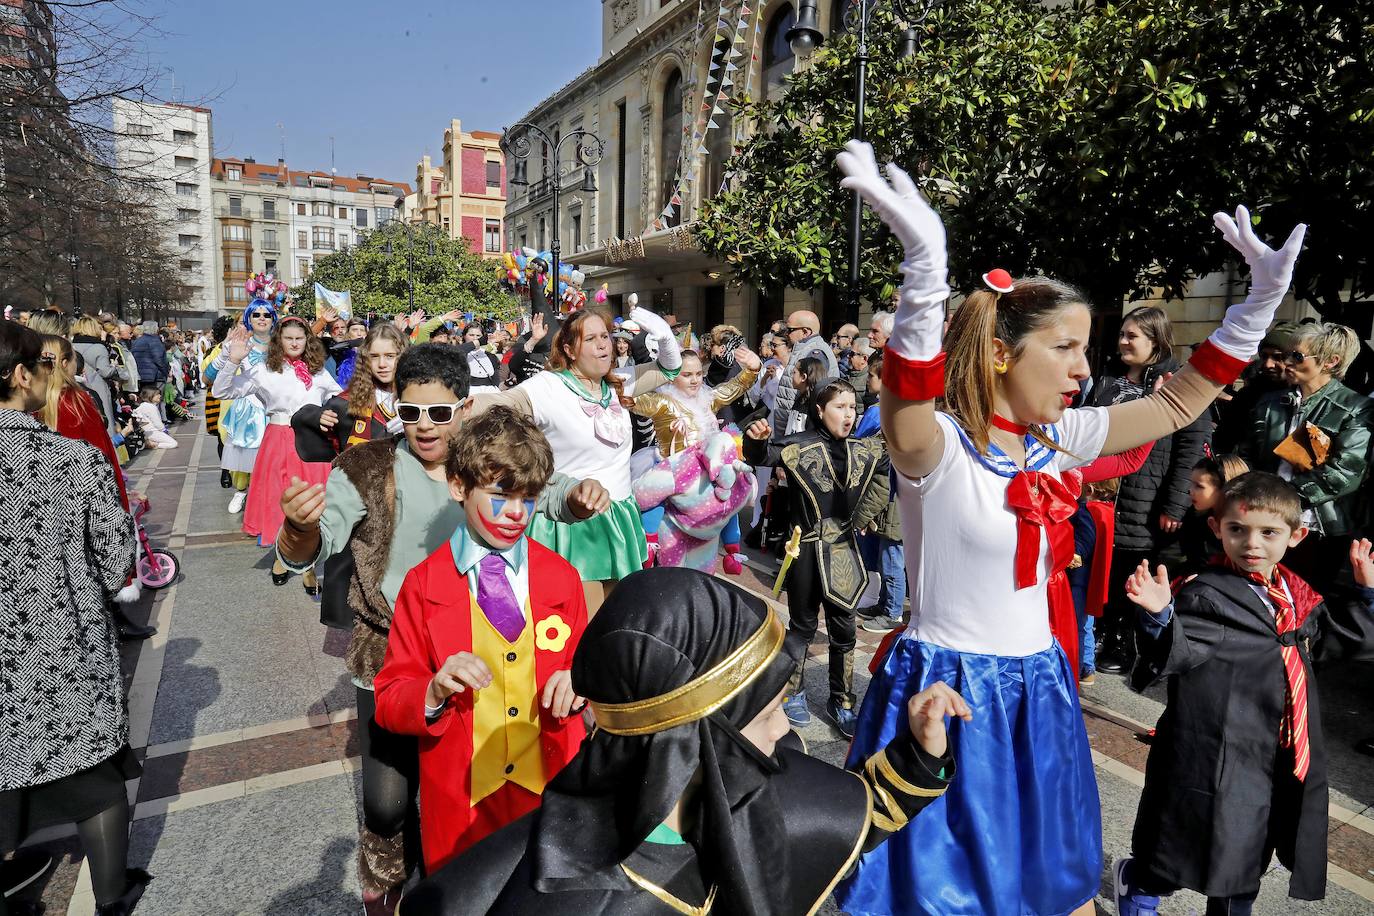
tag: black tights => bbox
[356,687,418,839]
[77,795,132,906]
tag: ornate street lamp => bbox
[501,122,604,313]
[788,0,942,326]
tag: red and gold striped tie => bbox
[1252,573,1311,781]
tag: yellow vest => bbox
[470,597,544,805]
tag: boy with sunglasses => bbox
[372,405,589,880]
[275,345,606,915]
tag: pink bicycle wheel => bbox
[138,549,180,588]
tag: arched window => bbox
[763,4,797,101]
[659,68,684,228]
[831,0,850,36]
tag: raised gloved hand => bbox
[836,140,949,361]
[629,303,682,372]
[1208,205,1306,362]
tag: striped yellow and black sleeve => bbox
[204,394,222,435]
[860,732,954,852]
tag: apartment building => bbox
[113,98,218,322]
[408,118,506,259]
[208,158,409,314]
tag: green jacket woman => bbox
[1242,322,1374,538]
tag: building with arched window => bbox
[503,1,854,340]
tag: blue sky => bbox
[136,0,604,187]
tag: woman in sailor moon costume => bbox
[831,140,1306,916]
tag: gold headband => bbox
[590,611,786,736]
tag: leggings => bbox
[784,544,857,707]
[79,796,133,906]
[355,686,419,895]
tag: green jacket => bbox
[1244,380,1374,537]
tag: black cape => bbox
[1129,567,1374,900]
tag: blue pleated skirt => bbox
[836,636,1102,916]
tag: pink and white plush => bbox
[634,430,756,573]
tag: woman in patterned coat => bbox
[0,320,150,915]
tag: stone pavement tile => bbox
[137,719,353,802]
[1327,824,1374,885]
[1083,714,1152,772]
[128,772,361,916]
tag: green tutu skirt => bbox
[528,495,647,582]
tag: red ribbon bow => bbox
[1005,471,1078,590]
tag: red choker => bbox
[991,415,1030,435]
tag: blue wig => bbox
[241,297,279,333]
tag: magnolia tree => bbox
[698,0,1372,343]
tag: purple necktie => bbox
[477,553,524,642]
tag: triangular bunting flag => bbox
[721,74,734,88]
[725,61,738,72]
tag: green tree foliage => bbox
[697,0,1373,332]
[292,220,519,321]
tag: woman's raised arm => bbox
[837,141,949,479]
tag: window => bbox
[222,224,248,241]
[338,207,348,219]
[297,230,308,248]
[226,287,247,304]
[338,233,350,249]
[175,156,196,170]
[763,6,798,101]
[484,219,501,253]
[660,68,684,227]
[262,229,278,250]
[262,199,276,220]
[518,232,527,250]
[179,259,193,271]
[571,213,582,251]
[297,258,311,279]
[312,227,334,250]
[229,251,247,272]
[616,100,627,238]
[227,166,241,181]
[178,234,197,249]
[176,182,196,197]
[375,206,395,225]
[312,201,332,216]
[538,217,546,250]
[228,196,242,216]
[173,129,195,142]
[356,208,368,228]
[296,202,306,216]
[176,208,196,222]
[264,258,277,274]
[486,160,501,188]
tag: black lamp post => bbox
[787,0,940,326]
[384,222,437,313]
[501,122,604,314]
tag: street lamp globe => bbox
[786,0,824,57]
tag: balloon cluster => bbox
[245,271,288,304]
[498,247,590,313]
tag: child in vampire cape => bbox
[373,407,589,875]
[1115,471,1374,915]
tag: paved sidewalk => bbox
[13,414,1373,915]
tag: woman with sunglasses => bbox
[1,320,151,915]
[473,301,682,613]
[205,299,278,514]
[213,315,341,591]
[1241,322,1374,585]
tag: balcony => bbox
[312,240,335,251]
[218,207,256,219]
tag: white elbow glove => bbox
[629,305,682,372]
[836,140,949,362]
[1207,205,1306,362]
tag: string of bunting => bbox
[651,0,759,231]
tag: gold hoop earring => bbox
[994,361,1008,374]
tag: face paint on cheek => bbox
[490,496,506,517]
[523,499,535,516]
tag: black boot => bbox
[94,869,151,916]
[220,469,232,489]
[112,607,156,642]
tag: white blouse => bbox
[895,407,1111,657]
[211,358,341,422]
[519,370,634,502]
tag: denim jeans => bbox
[873,538,906,615]
[1076,599,1096,676]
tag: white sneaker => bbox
[227,491,247,514]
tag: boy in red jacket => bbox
[373,406,588,874]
